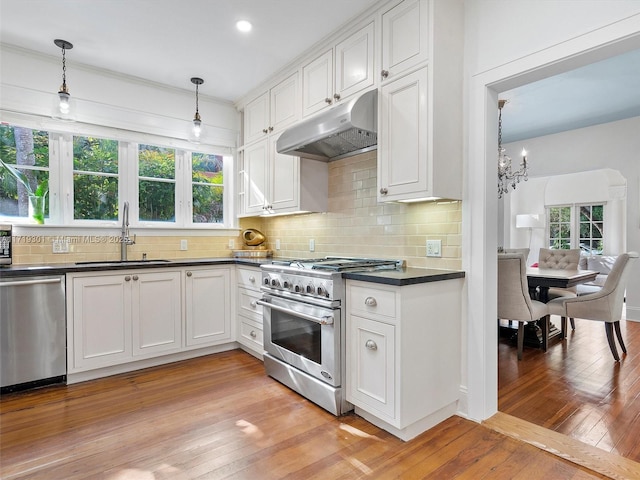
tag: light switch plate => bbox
[228,239,234,249]
[180,239,188,251]
[309,239,315,252]
[52,239,69,253]
[426,239,441,257]
[275,239,281,250]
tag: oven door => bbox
[258,294,341,387]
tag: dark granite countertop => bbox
[1,259,465,286]
[342,267,465,286]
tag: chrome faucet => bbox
[120,201,136,261]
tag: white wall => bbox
[0,44,239,148]
[463,0,640,422]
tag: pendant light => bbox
[189,77,204,143]
[52,39,75,121]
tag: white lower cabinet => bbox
[346,278,463,441]
[69,269,181,372]
[235,265,264,357]
[67,265,233,379]
[185,267,232,346]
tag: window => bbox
[191,152,224,224]
[0,125,50,221]
[547,204,604,254]
[138,144,176,223]
[73,136,119,221]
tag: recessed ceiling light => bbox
[236,20,252,33]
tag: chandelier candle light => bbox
[53,39,74,121]
[498,99,528,198]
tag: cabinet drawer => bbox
[348,283,397,320]
[237,267,261,290]
[240,318,264,350]
[238,287,263,320]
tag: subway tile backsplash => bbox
[11,152,461,269]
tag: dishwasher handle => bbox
[0,278,63,288]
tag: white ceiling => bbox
[0,0,381,102]
[1,0,639,141]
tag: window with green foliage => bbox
[138,144,176,223]
[192,152,224,224]
[578,205,604,254]
[0,125,50,221]
[547,204,604,253]
[73,136,119,221]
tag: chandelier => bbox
[498,99,528,198]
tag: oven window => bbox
[271,312,322,364]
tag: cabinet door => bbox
[71,275,131,370]
[302,49,334,117]
[185,268,231,346]
[132,271,182,356]
[347,315,396,421]
[381,0,428,81]
[244,140,269,214]
[378,67,429,202]
[335,22,375,100]
[270,72,299,133]
[269,134,299,212]
[244,92,269,144]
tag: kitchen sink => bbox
[75,259,172,266]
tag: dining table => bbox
[506,267,600,349]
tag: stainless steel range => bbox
[258,257,402,415]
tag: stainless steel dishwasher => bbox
[1,274,66,393]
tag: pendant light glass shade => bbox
[52,39,75,121]
[189,77,204,143]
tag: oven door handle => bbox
[256,299,334,325]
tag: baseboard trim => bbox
[483,412,640,480]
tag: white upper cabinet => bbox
[302,22,375,117]
[380,0,428,82]
[244,72,299,144]
[378,0,463,202]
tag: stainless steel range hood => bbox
[276,89,377,161]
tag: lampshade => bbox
[516,213,543,229]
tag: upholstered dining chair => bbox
[538,247,581,330]
[498,253,551,360]
[547,252,639,361]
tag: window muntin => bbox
[0,125,50,221]
[138,144,176,223]
[579,205,604,254]
[191,152,224,224]
[73,136,119,221]
[547,204,604,253]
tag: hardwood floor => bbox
[1,350,607,480]
[499,313,640,465]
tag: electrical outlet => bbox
[309,239,315,252]
[52,239,69,254]
[180,239,188,251]
[228,239,235,249]
[426,239,441,257]
[275,239,281,250]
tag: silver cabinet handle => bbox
[268,126,274,132]
[380,187,388,195]
[256,299,334,325]
[262,128,268,134]
[249,275,255,283]
[381,69,389,79]
[0,278,62,287]
[125,275,131,282]
[186,271,192,277]
[365,340,378,350]
[333,93,341,101]
[365,296,377,307]
[132,275,139,281]
[324,97,333,105]
[250,330,257,338]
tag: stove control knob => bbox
[317,285,328,297]
[294,284,302,293]
[283,280,290,289]
[264,277,270,286]
[271,278,280,288]
[306,284,314,294]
